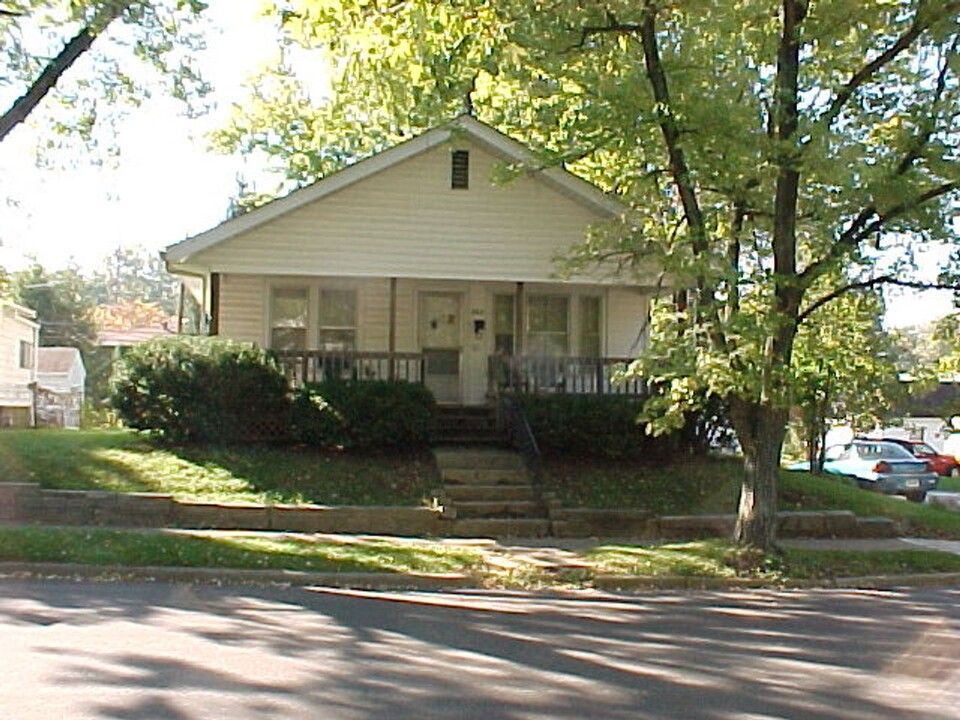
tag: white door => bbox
[419,293,461,404]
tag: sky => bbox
[0,0,282,273]
[0,0,955,329]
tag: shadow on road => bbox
[1,578,958,719]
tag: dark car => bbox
[882,439,960,477]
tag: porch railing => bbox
[488,355,646,397]
[273,350,425,388]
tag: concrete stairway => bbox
[433,447,551,538]
[433,406,505,445]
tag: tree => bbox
[87,245,180,314]
[791,287,901,471]
[218,0,960,550]
[0,0,208,146]
[11,262,96,348]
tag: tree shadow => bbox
[1,578,958,719]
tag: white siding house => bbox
[0,300,39,427]
[36,347,86,429]
[164,116,659,406]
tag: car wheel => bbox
[906,491,927,503]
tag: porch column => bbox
[208,273,220,336]
[514,281,524,356]
[388,277,397,380]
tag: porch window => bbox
[270,287,308,350]
[579,296,601,357]
[527,295,569,356]
[493,294,515,355]
[318,289,357,351]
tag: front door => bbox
[419,293,461,404]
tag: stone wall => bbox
[0,483,448,535]
[0,482,899,539]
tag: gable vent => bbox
[451,150,469,189]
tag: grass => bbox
[541,453,960,538]
[3,528,960,585]
[0,429,437,506]
[0,526,483,575]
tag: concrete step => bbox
[450,518,552,539]
[433,448,526,470]
[454,500,543,519]
[444,484,537,502]
[433,434,507,446]
[441,467,529,485]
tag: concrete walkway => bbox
[781,538,960,555]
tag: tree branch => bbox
[799,275,960,323]
[819,1,960,128]
[0,1,130,143]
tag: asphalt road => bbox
[1,577,958,719]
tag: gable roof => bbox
[37,347,82,374]
[164,115,625,265]
[1,299,40,327]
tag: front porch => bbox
[273,349,646,398]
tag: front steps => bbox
[434,406,505,445]
[433,447,551,538]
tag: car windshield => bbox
[855,442,915,460]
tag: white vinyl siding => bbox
[606,288,649,358]
[0,303,38,408]
[192,140,610,284]
[219,274,264,344]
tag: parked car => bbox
[819,440,939,501]
[879,438,960,477]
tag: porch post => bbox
[209,273,220,336]
[514,281,524,356]
[388,277,397,381]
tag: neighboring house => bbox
[164,115,660,406]
[0,300,39,427]
[35,347,86,429]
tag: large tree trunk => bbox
[729,397,789,550]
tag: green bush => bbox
[110,337,291,444]
[293,380,436,449]
[519,394,679,458]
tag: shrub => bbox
[519,394,679,459]
[292,380,436,450]
[110,337,291,444]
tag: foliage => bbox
[11,262,97,348]
[292,379,436,449]
[1,0,209,149]
[87,245,181,315]
[0,428,438,504]
[790,286,902,470]
[520,394,671,458]
[110,336,291,444]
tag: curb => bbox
[593,572,960,592]
[0,562,475,591]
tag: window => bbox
[527,295,569,356]
[318,289,357,351]
[451,150,469,189]
[493,294,515,355]
[579,296,601,357]
[19,340,34,370]
[270,287,308,350]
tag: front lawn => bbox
[541,454,960,538]
[0,526,483,574]
[0,429,436,506]
[4,527,960,585]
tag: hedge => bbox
[110,337,291,444]
[293,380,436,449]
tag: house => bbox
[164,115,660,406]
[35,347,86,429]
[0,300,39,427]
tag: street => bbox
[1,577,958,719]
